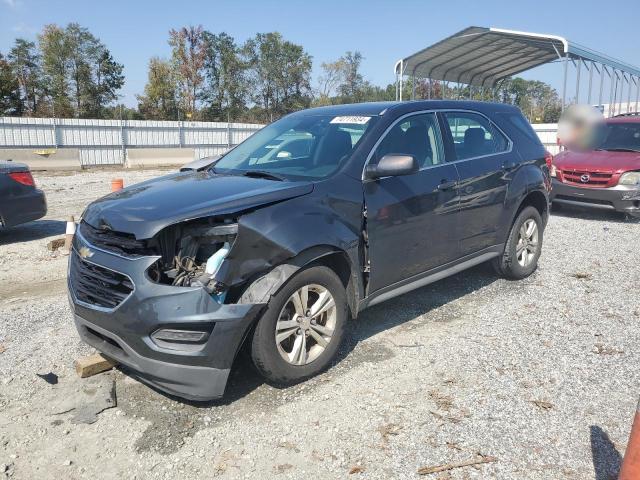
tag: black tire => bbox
[250,265,348,385]
[492,206,543,280]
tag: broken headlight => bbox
[147,219,237,296]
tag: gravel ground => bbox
[1,168,639,480]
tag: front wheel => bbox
[250,265,348,385]
[492,206,543,280]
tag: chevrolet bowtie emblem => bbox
[78,246,94,259]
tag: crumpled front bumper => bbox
[550,178,640,217]
[68,228,265,401]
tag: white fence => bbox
[0,116,560,166]
[0,117,263,166]
[531,124,559,155]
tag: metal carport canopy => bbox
[395,26,640,109]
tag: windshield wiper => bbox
[241,170,286,181]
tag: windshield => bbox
[212,114,375,180]
[597,122,640,152]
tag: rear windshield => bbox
[597,122,640,152]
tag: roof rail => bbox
[612,112,640,117]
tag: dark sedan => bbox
[0,160,47,228]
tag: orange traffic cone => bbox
[111,178,124,192]
[620,398,640,480]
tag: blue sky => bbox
[1,0,639,107]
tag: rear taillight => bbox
[8,171,35,187]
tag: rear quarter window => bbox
[503,113,542,145]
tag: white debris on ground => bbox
[0,168,639,479]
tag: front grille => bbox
[79,221,153,258]
[69,252,133,309]
[560,170,614,187]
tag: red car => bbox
[550,114,640,217]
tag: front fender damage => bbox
[148,190,365,319]
[237,263,300,304]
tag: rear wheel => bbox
[250,266,347,385]
[493,206,543,279]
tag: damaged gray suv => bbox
[69,101,551,400]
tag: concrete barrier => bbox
[126,148,195,169]
[0,148,82,171]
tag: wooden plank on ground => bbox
[47,238,65,251]
[74,353,116,378]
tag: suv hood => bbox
[82,170,314,239]
[554,149,640,173]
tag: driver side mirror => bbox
[365,154,418,180]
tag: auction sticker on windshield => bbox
[330,116,371,124]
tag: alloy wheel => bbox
[516,218,539,267]
[275,284,336,365]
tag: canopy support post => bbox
[627,74,632,113]
[561,55,569,111]
[395,69,399,101]
[614,72,621,115]
[411,68,417,100]
[587,61,593,105]
[609,69,616,117]
[598,64,606,109]
[399,60,404,101]
[575,58,581,104]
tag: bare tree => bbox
[317,59,346,100]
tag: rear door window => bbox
[443,112,509,160]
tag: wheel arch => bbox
[499,162,549,244]
[236,245,361,319]
[227,246,360,371]
[515,189,549,227]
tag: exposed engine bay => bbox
[147,218,238,296]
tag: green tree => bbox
[102,103,143,120]
[90,50,124,116]
[314,51,389,105]
[39,24,73,117]
[38,23,124,118]
[495,77,561,123]
[137,57,179,120]
[8,39,43,115]
[337,51,365,101]
[243,32,312,122]
[169,25,207,118]
[201,31,247,121]
[65,23,100,116]
[0,52,23,115]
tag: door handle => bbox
[437,180,458,191]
